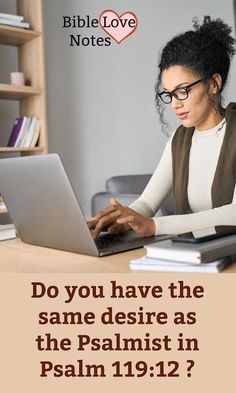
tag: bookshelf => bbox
[0,0,47,154]
[0,0,47,216]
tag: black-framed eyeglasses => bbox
[158,79,204,104]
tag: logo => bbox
[62,10,138,47]
[99,10,138,44]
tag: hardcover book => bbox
[145,235,236,264]
[0,17,30,29]
[130,255,232,273]
[0,13,24,21]
[7,117,24,147]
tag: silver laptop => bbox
[0,154,168,256]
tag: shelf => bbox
[0,24,40,46]
[0,207,7,214]
[0,146,44,153]
[0,84,42,99]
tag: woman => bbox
[89,16,236,239]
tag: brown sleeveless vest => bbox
[171,102,236,214]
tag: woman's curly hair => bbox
[155,16,236,134]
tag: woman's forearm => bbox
[153,203,236,235]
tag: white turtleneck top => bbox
[129,118,236,235]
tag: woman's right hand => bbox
[87,198,129,239]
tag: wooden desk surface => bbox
[0,238,236,273]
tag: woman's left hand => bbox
[92,198,156,239]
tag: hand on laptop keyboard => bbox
[87,215,128,240]
[88,198,156,240]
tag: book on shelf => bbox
[0,12,24,21]
[30,119,40,147]
[0,199,7,213]
[0,196,6,211]
[17,117,31,147]
[0,224,17,242]
[25,117,40,147]
[14,116,28,147]
[0,17,30,29]
[130,255,232,273]
[7,116,40,148]
[7,117,24,146]
[145,235,236,264]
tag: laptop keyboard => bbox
[95,233,124,249]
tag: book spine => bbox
[146,248,199,263]
[14,117,27,147]
[0,18,30,29]
[24,117,37,147]
[7,117,24,147]
[201,242,236,263]
[20,117,31,147]
[0,13,24,21]
[30,119,40,147]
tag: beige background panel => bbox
[0,274,235,392]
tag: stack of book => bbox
[0,224,17,242]
[130,236,236,273]
[7,116,40,148]
[0,12,30,29]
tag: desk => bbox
[0,238,236,273]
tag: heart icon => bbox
[99,9,138,44]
